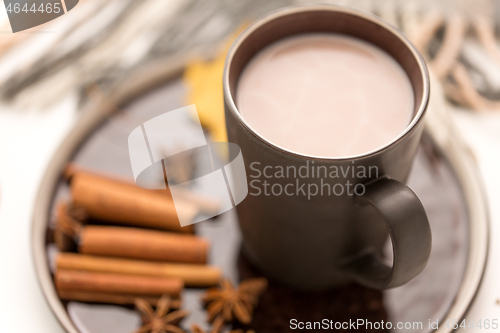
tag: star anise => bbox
[134,294,189,333]
[202,278,268,326]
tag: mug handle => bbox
[343,177,432,289]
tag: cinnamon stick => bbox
[55,269,184,297]
[79,226,209,264]
[57,253,221,287]
[57,290,181,307]
[68,169,195,233]
[54,202,84,252]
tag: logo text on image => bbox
[4,0,80,33]
[128,105,248,227]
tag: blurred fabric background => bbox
[1,0,500,331]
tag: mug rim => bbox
[223,4,430,161]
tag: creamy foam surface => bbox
[236,34,415,158]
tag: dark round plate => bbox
[32,62,488,333]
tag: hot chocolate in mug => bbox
[224,4,431,290]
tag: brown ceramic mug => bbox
[224,4,431,290]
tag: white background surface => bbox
[453,110,500,323]
[0,98,76,333]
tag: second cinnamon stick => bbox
[79,226,209,264]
